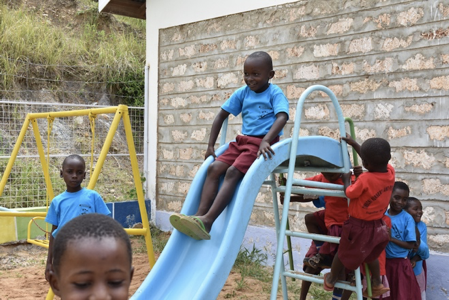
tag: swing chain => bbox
[32,218,51,234]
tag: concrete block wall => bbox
[157,0,449,252]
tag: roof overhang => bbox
[99,0,146,20]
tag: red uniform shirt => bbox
[306,174,349,228]
[345,164,395,221]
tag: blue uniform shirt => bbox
[385,209,417,258]
[221,84,289,136]
[45,188,111,237]
[410,221,429,275]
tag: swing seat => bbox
[27,238,49,248]
[27,217,50,249]
[278,136,345,169]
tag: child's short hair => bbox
[247,51,273,70]
[62,154,85,168]
[360,138,391,166]
[393,181,410,193]
[404,196,420,210]
[52,213,132,274]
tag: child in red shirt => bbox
[281,169,361,269]
[280,168,361,300]
[324,136,393,298]
[303,172,354,269]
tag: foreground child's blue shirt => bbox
[410,221,429,275]
[221,84,289,136]
[45,188,111,237]
[385,209,416,258]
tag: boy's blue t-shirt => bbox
[410,221,429,275]
[385,209,417,258]
[221,84,289,136]
[45,188,111,237]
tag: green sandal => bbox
[181,216,211,240]
[169,213,201,240]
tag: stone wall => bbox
[157,0,449,252]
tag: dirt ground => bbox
[0,239,274,300]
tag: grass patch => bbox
[130,224,170,256]
[234,245,270,284]
[230,245,352,299]
[149,224,170,254]
[0,0,145,105]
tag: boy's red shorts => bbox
[338,216,389,270]
[216,135,279,174]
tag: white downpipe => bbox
[144,64,156,223]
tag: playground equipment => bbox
[269,85,363,299]
[133,85,365,299]
[0,105,155,300]
[281,116,359,277]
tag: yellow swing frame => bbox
[0,105,155,299]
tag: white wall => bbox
[145,0,297,220]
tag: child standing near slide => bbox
[170,51,289,240]
[405,197,429,300]
[48,213,134,300]
[324,136,393,298]
[384,182,421,300]
[45,154,111,281]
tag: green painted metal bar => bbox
[345,117,358,166]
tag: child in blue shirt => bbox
[170,51,289,240]
[45,154,111,282]
[405,197,429,300]
[384,181,421,300]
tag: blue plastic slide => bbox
[131,139,294,300]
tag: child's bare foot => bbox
[323,273,334,291]
[308,254,332,269]
[363,284,390,298]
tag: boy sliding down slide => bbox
[170,51,289,240]
[324,135,394,298]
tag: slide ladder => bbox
[269,85,364,300]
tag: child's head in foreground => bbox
[60,154,86,193]
[360,137,391,172]
[389,181,410,215]
[49,213,134,300]
[244,51,275,93]
[404,197,423,223]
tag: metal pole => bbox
[31,118,55,202]
[143,65,151,219]
[87,107,123,190]
[122,106,156,268]
[0,116,30,196]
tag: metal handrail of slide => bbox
[270,85,363,300]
